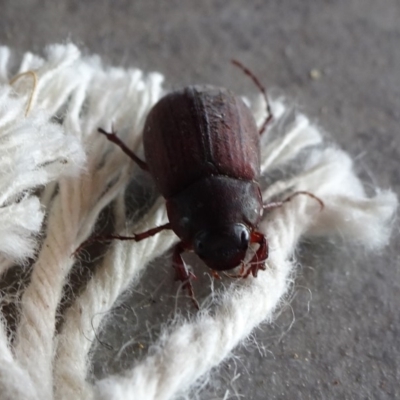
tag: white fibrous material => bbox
[0,44,397,400]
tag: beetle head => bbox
[166,176,263,272]
[193,223,250,271]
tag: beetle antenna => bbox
[231,59,273,135]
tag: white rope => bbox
[0,44,396,400]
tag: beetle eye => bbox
[194,235,205,254]
[180,217,190,228]
[241,229,249,248]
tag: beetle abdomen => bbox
[143,85,260,198]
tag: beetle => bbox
[77,61,323,307]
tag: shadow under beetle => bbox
[77,61,323,308]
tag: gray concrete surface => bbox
[2,1,399,399]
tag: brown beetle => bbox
[79,62,322,306]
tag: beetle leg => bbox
[263,191,324,212]
[231,59,273,135]
[172,243,199,309]
[245,231,268,278]
[73,223,171,256]
[98,127,149,171]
